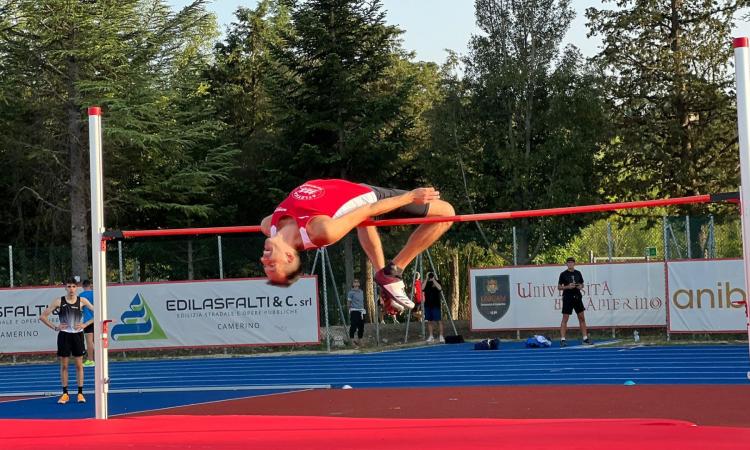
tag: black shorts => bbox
[363,185,430,219]
[84,324,94,334]
[562,296,585,315]
[424,305,441,322]
[57,332,86,358]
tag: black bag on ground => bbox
[444,335,464,344]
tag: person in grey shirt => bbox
[347,279,366,346]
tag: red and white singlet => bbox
[270,179,377,249]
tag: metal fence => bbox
[0,214,742,327]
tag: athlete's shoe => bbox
[560,339,567,348]
[77,393,86,403]
[380,294,404,317]
[83,360,95,367]
[57,393,69,404]
[374,262,415,310]
[426,335,435,343]
[439,335,445,343]
[583,337,593,345]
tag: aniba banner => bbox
[667,259,747,332]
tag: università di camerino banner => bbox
[470,262,667,331]
[0,277,319,354]
[471,260,749,332]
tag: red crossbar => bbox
[108,193,734,239]
[112,225,262,239]
[361,194,716,227]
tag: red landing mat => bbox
[2,415,750,450]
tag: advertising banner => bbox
[0,286,59,353]
[0,277,319,353]
[470,263,666,330]
[667,259,747,332]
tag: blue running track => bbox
[1,341,748,419]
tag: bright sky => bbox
[170,0,750,63]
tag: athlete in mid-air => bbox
[260,179,454,312]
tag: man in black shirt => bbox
[557,257,591,347]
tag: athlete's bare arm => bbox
[260,215,273,237]
[78,299,95,330]
[306,188,440,246]
[39,298,62,331]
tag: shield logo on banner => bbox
[475,275,510,322]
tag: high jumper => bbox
[259,179,455,312]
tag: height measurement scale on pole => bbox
[732,37,750,380]
[88,107,110,418]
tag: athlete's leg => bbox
[357,226,385,271]
[85,333,95,362]
[60,357,69,388]
[577,311,589,340]
[560,314,570,340]
[75,356,84,388]
[372,194,454,311]
[392,200,455,269]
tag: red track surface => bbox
[3,415,749,450]
[130,385,750,428]
[4,386,750,448]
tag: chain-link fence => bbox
[0,214,743,326]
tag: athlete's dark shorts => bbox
[363,184,430,219]
[424,305,441,322]
[83,324,94,334]
[57,331,86,358]
[562,296,585,315]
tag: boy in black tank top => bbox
[40,277,95,404]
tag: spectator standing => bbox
[347,279,366,346]
[423,272,444,343]
[557,257,592,347]
[79,279,95,366]
[412,272,424,321]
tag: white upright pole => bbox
[8,245,13,287]
[732,37,750,380]
[118,240,124,283]
[218,235,224,279]
[321,248,330,352]
[88,106,110,418]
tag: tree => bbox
[588,0,750,258]
[460,0,610,263]
[273,0,412,184]
[587,0,748,201]
[208,0,293,226]
[268,0,447,286]
[0,0,236,281]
